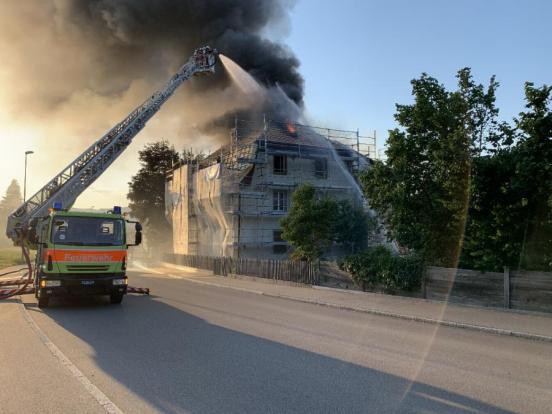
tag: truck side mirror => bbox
[134,222,142,245]
[135,230,142,246]
[126,220,143,246]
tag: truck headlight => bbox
[112,279,128,286]
[40,280,61,288]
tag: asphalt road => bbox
[2,269,551,414]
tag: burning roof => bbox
[229,120,336,149]
[177,119,372,174]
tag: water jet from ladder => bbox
[220,54,266,102]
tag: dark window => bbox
[345,160,354,173]
[273,244,287,254]
[273,230,284,242]
[242,167,255,186]
[314,158,328,179]
[273,155,287,175]
[273,190,288,212]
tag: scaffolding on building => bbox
[223,118,376,255]
[167,117,378,258]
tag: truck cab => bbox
[33,205,142,308]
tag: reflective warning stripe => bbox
[47,250,127,263]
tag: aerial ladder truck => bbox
[1,46,218,307]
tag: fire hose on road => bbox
[0,246,150,300]
[0,246,33,300]
[0,277,32,287]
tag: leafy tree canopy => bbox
[333,199,375,253]
[281,183,373,260]
[0,180,23,214]
[281,184,335,261]
[128,141,179,246]
[361,69,551,271]
[0,179,23,246]
[360,69,499,267]
[462,83,552,271]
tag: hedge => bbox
[339,246,423,291]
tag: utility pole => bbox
[23,151,34,202]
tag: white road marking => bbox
[160,262,208,274]
[131,263,164,274]
[171,276,265,295]
[18,299,125,414]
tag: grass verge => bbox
[0,247,28,269]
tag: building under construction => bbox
[165,119,377,259]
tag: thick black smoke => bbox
[0,0,305,209]
[56,0,304,107]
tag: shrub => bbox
[390,253,423,291]
[339,246,423,291]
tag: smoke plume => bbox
[0,0,303,206]
[0,0,303,122]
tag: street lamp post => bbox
[24,151,34,202]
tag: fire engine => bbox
[2,47,218,307]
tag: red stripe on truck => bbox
[47,250,127,263]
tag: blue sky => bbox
[286,0,551,153]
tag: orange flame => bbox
[286,122,297,135]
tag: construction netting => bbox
[167,163,234,257]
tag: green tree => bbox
[333,200,374,253]
[360,69,500,267]
[0,180,23,246]
[128,141,179,250]
[281,184,337,260]
[0,180,23,213]
[514,83,552,270]
[461,83,552,271]
[281,184,373,260]
[460,152,518,270]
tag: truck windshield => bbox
[51,216,125,246]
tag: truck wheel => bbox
[110,294,123,304]
[38,297,49,308]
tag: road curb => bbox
[179,277,552,343]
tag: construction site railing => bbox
[165,254,320,286]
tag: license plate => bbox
[81,280,95,285]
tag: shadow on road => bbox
[28,294,514,414]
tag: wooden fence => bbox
[425,266,552,313]
[166,254,217,272]
[164,254,551,313]
[165,254,320,286]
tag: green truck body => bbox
[33,208,141,307]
